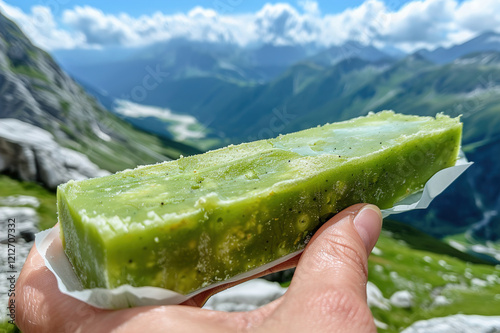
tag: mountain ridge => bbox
[416,31,500,64]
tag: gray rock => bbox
[0,207,38,318]
[367,281,391,310]
[0,119,109,189]
[402,314,500,333]
[471,278,488,288]
[390,290,413,308]
[432,295,451,306]
[0,195,40,208]
[203,279,286,312]
[374,318,389,330]
[0,236,33,318]
[0,206,38,233]
[203,279,394,315]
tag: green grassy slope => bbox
[278,219,500,332]
[0,176,56,332]
[381,220,495,265]
[370,223,500,332]
[0,321,20,333]
[0,175,56,231]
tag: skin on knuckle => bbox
[255,289,375,333]
[16,268,100,333]
[16,279,53,332]
[322,289,362,318]
[311,230,368,279]
[231,310,265,333]
[306,289,374,331]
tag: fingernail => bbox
[353,204,383,253]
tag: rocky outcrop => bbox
[0,195,40,318]
[203,279,393,315]
[367,281,391,310]
[0,13,111,144]
[0,118,109,189]
[0,195,40,207]
[203,279,286,312]
[0,206,38,239]
[402,314,500,333]
[390,290,414,308]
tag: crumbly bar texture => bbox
[58,111,462,295]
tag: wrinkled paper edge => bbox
[35,153,472,309]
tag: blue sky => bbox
[0,0,493,53]
[8,1,400,16]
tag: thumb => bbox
[293,203,382,293]
[280,204,382,332]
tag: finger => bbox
[14,242,253,333]
[14,229,284,331]
[262,204,382,333]
[14,241,106,333]
[293,203,381,297]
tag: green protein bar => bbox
[58,111,462,295]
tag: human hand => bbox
[14,203,382,333]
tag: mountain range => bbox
[53,30,500,95]
[52,31,500,143]
[416,31,500,64]
[51,30,500,249]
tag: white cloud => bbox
[1,0,500,52]
[375,0,459,51]
[320,0,388,46]
[254,3,322,45]
[0,1,85,50]
[61,5,254,47]
[62,6,133,46]
[455,0,500,33]
[380,0,457,43]
[298,0,320,15]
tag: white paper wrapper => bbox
[35,154,472,309]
